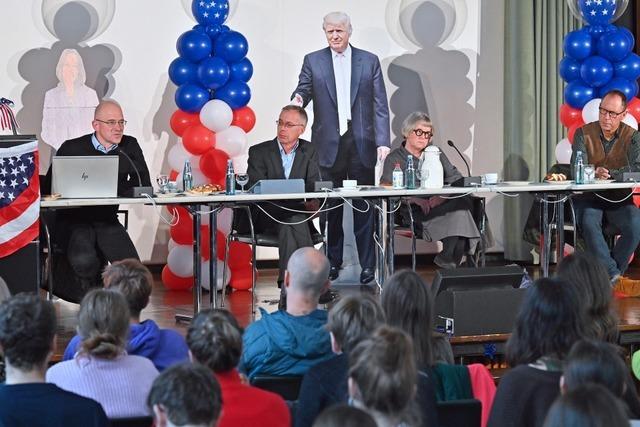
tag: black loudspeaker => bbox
[432,266,526,336]
[0,241,39,295]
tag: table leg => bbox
[209,208,217,309]
[175,204,203,323]
[556,197,565,266]
[541,194,550,277]
[388,198,396,276]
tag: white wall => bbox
[0,0,504,263]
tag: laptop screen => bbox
[52,156,119,198]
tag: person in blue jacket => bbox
[63,259,188,371]
[240,247,334,380]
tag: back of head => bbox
[148,362,222,427]
[327,294,385,354]
[556,253,618,342]
[564,339,627,397]
[187,309,242,373]
[0,294,56,370]
[348,325,417,420]
[543,384,628,427]
[507,277,586,366]
[312,404,376,427]
[78,289,130,359]
[102,258,153,317]
[382,270,434,366]
[286,247,330,300]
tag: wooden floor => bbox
[50,259,640,361]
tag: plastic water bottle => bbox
[574,150,584,184]
[406,155,416,189]
[225,159,236,195]
[392,163,404,189]
[182,160,193,191]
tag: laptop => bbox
[52,156,119,198]
[249,179,305,194]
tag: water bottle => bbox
[406,155,416,189]
[574,150,584,184]
[225,159,236,195]
[392,163,404,189]
[182,160,193,191]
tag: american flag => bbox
[0,140,39,258]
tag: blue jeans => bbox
[574,199,640,278]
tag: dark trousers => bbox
[320,127,376,270]
[275,214,315,282]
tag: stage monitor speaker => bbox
[432,266,526,336]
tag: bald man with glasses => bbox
[571,90,640,295]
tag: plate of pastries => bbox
[186,183,224,195]
[544,173,572,184]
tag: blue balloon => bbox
[192,24,206,33]
[177,30,212,62]
[559,56,581,82]
[213,80,251,109]
[597,29,632,62]
[169,57,197,86]
[191,0,229,27]
[214,31,249,63]
[563,29,593,60]
[599,77,639,100]
[175,83,210,113]
[587,25,608,42]
[229,58,253,82]
[580,56,613,88]
[579,0,618,26]
[564,80,595,109]
[197,56,230,90]
[614,52,640,80]
[205,25,223,43]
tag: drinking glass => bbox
[583,164,595,183]
[236,173,249,193]
[156,174,169,193]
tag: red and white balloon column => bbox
[162,0,256,291]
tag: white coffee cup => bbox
[342,179,358,189]
[483,173,498,185]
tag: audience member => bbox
[556,252,619,342]
[187,308,290,427]
[295,294,386,427]
[47,289,159,418]
[348,325,419,427]
[312,404,377,427]
[542,384,629,427]
[488,278,587,427]
[147,362,222,427]
[240,247,334,379]
[63,259,189,371]
[0,294,108,427]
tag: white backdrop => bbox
[0,0,505,263]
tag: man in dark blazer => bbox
[291,11,390,284]
[246,105,320,287]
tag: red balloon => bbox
[628,97,640,123]
[229,266,253,290]
[232,106,256,133]
[568,120,585,143]
[200,148,229,182]
[216,230,227,260]
[559,104,582,128]
[183,124,216,155]
[170,109,200,137]
[169,169,179,181]
[170,206,193,245]
[162,265,192,290]
[633,187,640,208]
[228,241,252,269]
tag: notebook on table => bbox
[51,156,119,198]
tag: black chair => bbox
[437,399,481,427]
[251,375,304,401]
[109,416,153,427]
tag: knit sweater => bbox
[46,354,159,418]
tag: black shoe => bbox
[434,253,457,269]
[329,266,340,281]
[360,268,375,284]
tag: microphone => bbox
[116,147,153,197]
[447,139,482,187]
[310,146,333,192]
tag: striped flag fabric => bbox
[0,140,39,258]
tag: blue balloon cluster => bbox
[170,0,252,113]
[561,25,640,108]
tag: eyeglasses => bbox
[95,119,128,127]
[276,120,304,129]
[598,107,625,119]
[412,129,433,138]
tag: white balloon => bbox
[168,141,191,172]
[581,98,601,124]
[189,154,202,171]
[217,208,233,236]
[623,113,639,130]
[200,99,233,132]
[167,245,194,278]
[167,238,179,253]
[200,259,231,291]
[555,138,573,164]
[216,126,248,158]
[232,154,249,174]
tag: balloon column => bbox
[163,0,257,291]
[556,0,638,163]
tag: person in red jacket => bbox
[187,309,290,427]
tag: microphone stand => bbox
[447,140,481,187]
